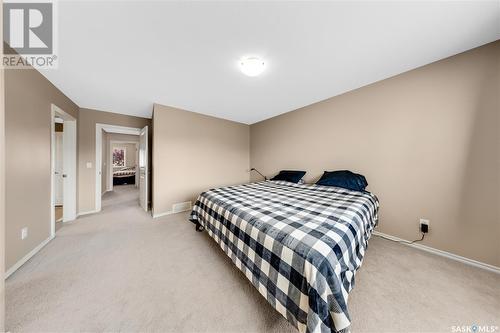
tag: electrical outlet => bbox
[21,227,28,240]
[420,219,430,233]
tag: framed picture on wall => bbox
[113,147,126,167]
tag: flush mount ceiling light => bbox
[239,57,265,77]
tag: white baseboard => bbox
[372,231,500,274]
[152,209,191,219]
[5,235,55,279]
[77,209,99,217]
[152,210,173,218]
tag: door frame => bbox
[95,124,141,212]
[108,140,139,191]
[139,126,149,212]
[50,104,77,237]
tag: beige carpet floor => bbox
[6,185,500,332]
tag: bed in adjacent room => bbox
[113,166,136,185]
[190,179,379,333]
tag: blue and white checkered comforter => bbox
[190,180,379,333]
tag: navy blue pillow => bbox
[271,170,306,184]
[316,170,368,191]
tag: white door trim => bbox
[139,126,149,212]
[51,104,77,237]
[95,124,141,212]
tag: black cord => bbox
[250,168,268,180]
[375,232,425,244]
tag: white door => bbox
[139,126,148,211]
[135,143,139,187]
[62,120,77,221]
[54,132,64,205]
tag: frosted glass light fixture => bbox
[239,57,265,77]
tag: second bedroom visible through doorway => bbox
[97,124,149,212]
[103,133,139,192]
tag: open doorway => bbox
[95,124,149,213]
[51,104,77,235]
[109,140,139,190]
[53,116,64,230]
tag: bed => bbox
[113,166,136,185]
[190,180,379,333]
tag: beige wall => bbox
[152,104,250,216]
[78,108,151,213]
[108,133,139,144]
[5,68,79,271]
[250,41,500,267]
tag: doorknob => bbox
[62,174,67,178]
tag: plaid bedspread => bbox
[190,180,379,333]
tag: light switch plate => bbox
[21,227,28,240]
[86,162,92,169]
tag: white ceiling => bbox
[40,1,500,124]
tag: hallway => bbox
[101,184,140,209]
